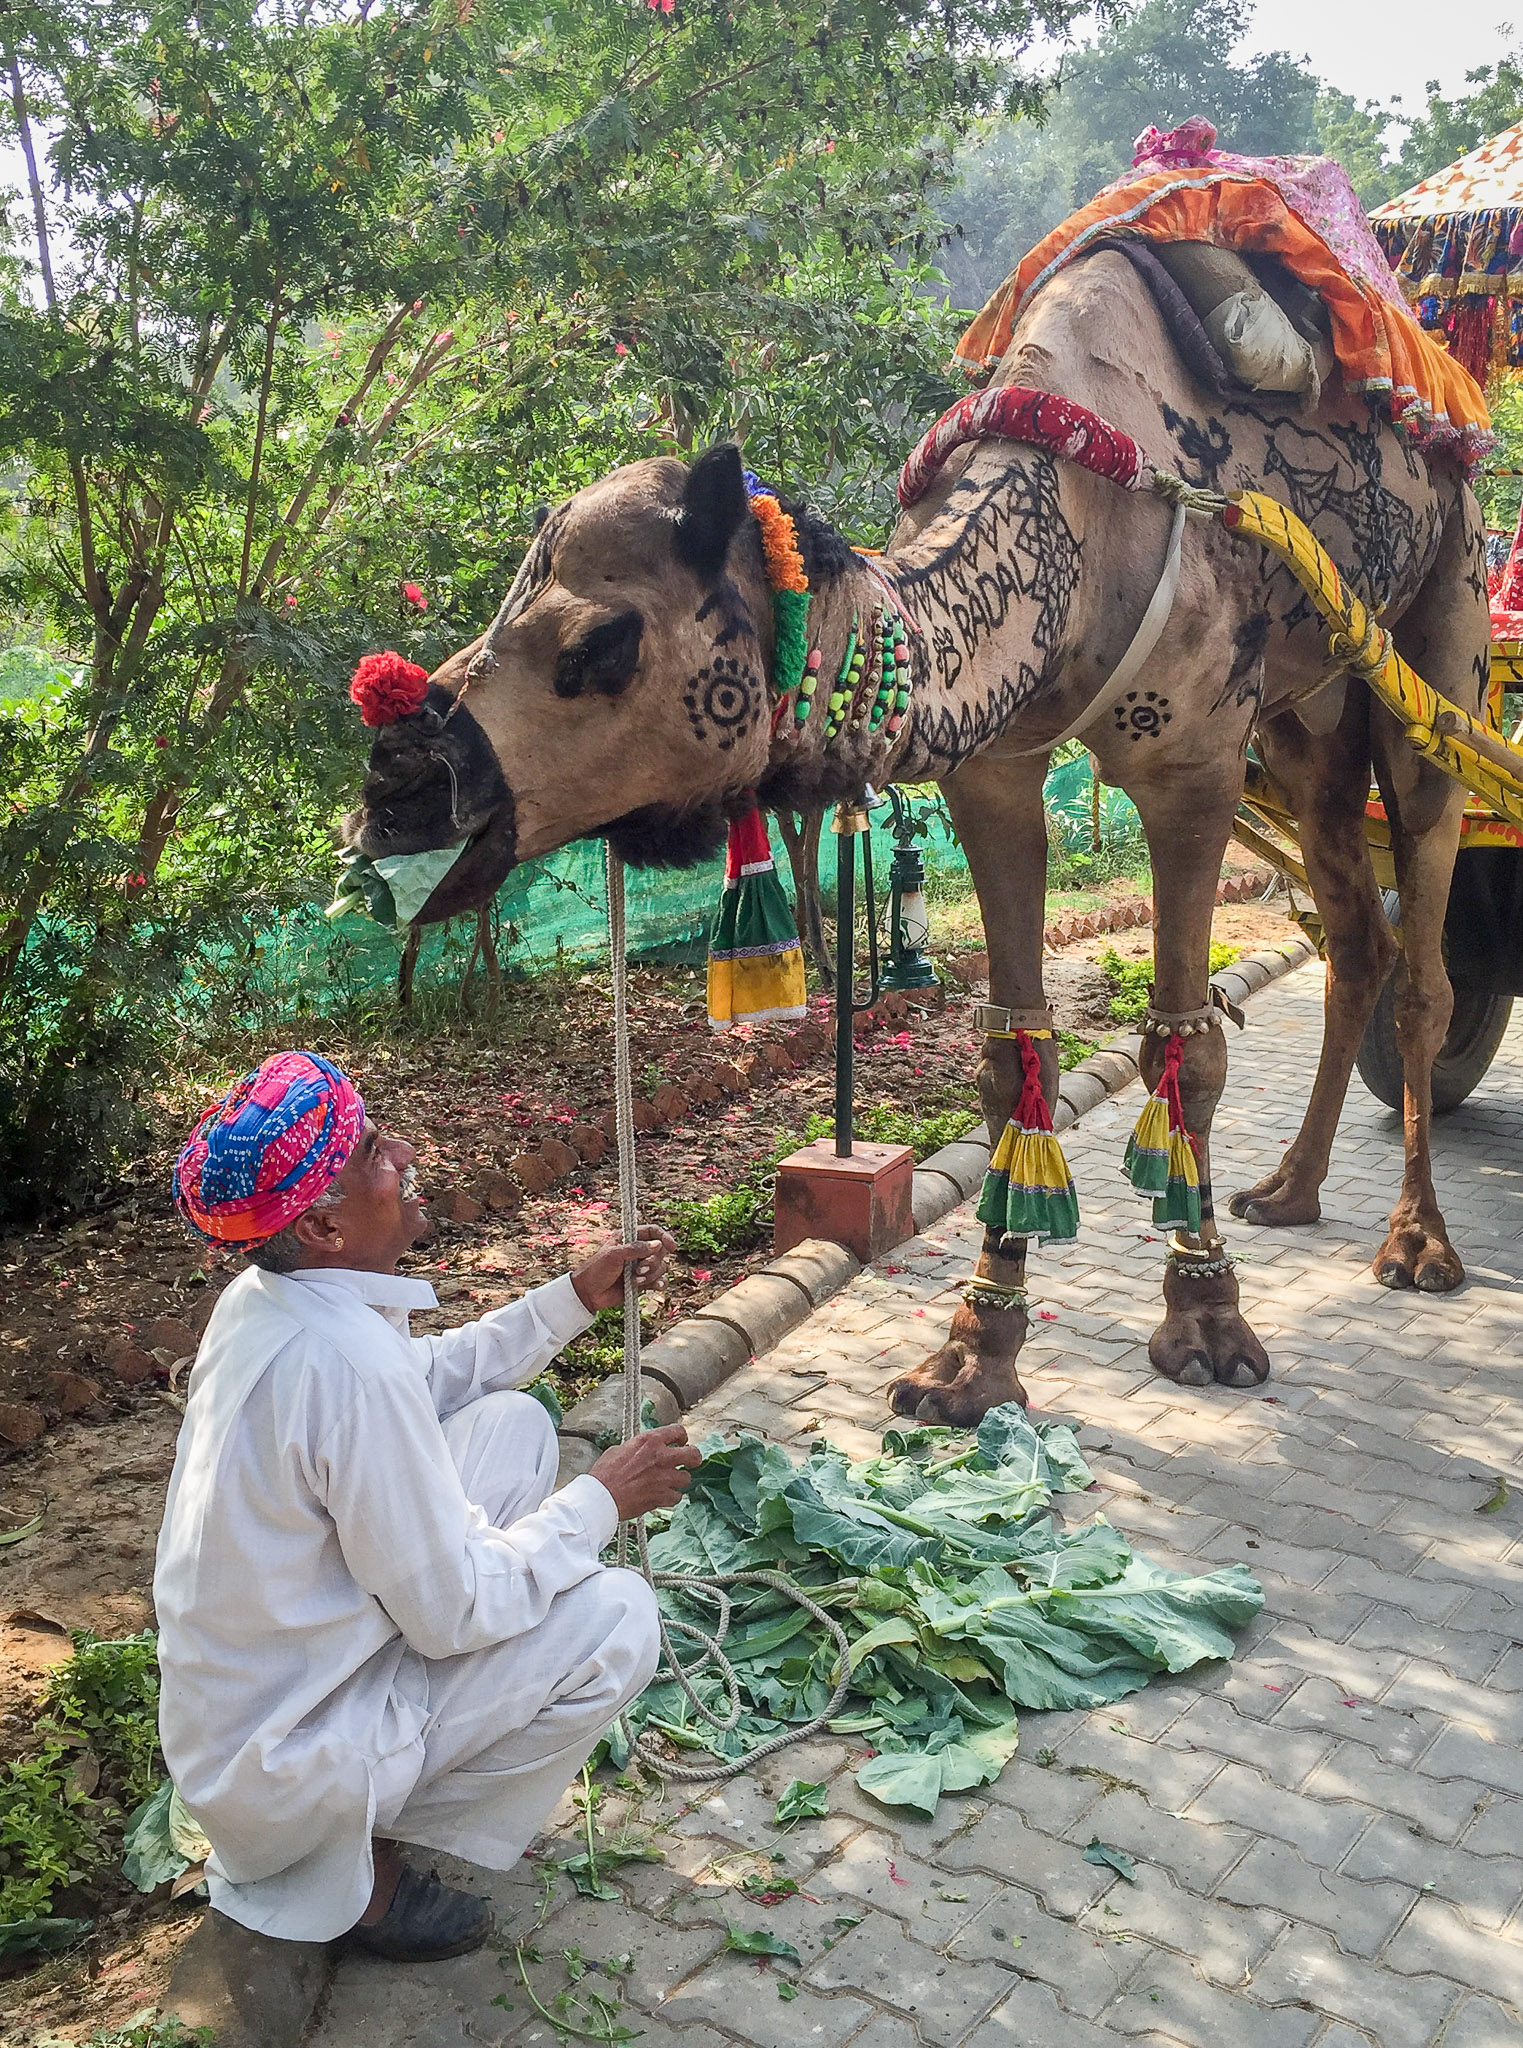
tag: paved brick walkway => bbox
[308,963,1523,2048]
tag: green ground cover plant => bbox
[0,1631,165,1951]
[1097,943,1241,1024]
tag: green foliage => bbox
[0,1742,109,1924]
[804,1100,976,1158]
[34,2019,212,2048]
[0,1630,165,1940]
[1313,89,1401,209]
[668,1185,769,1262]
[623,1406,1263,1816]
[44,1631,163,1807]
[946,0,1322,305]
[1096,946,1154,1024]
[1097,942,1238,1023]
[1395,51,1523,191]
[772,1779,829,1825]
[1,0,1080,1214]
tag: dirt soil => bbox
[0,890,1297,2042]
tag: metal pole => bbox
[834,815,854,1157]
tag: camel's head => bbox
[344,446,775,924]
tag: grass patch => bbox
[1096,944,1240,1025]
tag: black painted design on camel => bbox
[897,459,1081,772]
[682,655,763,752]
[1115,688,1172,740]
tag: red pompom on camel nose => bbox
[349,650,430,727]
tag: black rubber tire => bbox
[1355,891,1514,1114]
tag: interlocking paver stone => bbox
[1216,1835,1415,1956]
[804,1912,1014,2045]
[306,969,1523,2047]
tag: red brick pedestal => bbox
[773,1139,915,1265]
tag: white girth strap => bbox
[999,500,1187,759]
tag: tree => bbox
[1393,53,1523,191]
[1314,88,1401,210]
[944,0,1322,307]
[0,0,1080,1216]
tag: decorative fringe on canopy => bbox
[975,1031,1079,1243]
[1122,1032,1202,1233]
[706,800,808,1033]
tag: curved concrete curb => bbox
[556,933,1316,1479]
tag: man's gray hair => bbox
[246,1186,344,1274]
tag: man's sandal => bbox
[347,1864,493,1963]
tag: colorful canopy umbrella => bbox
[1372,122,1523,382]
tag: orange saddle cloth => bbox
[957,121,1490,469]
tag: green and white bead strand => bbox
[824,614,864,740]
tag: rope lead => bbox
[603,846,853,1781]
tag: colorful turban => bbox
[173,1051,366,1248]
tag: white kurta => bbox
[154,1264,659,1941]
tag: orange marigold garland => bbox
[744,474,811,701]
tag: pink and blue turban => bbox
[173,1051,366,1248]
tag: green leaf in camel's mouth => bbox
[328,842,469,930]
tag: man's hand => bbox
[571,1225,677,1311]
[590,1424,702,1520]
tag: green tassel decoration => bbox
[1123,1032,1203,1231]
[771,587,811,702]
[974,1031,1079,1244]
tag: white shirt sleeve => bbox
[314,1364,614,1660]
[414,1274,596,1418]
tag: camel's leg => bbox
[885,750,1052,1425]
[1360,489,1486,1292]
[1128,770,1270,1388]
[1228,691,1396,1226]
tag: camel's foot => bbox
[1373,1216,1465,1293]
[1150,1261,1270,1389]
[887,1337,1030,1426]
[1228,1164,1323,1228]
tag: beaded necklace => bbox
[745,472,916,752]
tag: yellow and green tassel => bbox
[975,1030,1079,1243]
[1123,1032,1203,1233]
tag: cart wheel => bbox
[1355,891,1514,1114]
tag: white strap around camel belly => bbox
[998,499,1187,759]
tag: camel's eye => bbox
[553,609,643,699]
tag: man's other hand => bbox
[571,1225,677,1311]
[590,1424,701,1520]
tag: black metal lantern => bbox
[881,786,939,992]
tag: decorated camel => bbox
[344,131,1491,1425]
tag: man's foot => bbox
[347,1864,494,1963]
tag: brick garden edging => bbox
[555,931,1317,1480]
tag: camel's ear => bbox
[531,502,551,534]
[555,608,644,698]
[675,443,749,582]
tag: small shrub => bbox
[0,1743,114,1923]
[667,1185,769,1261]
[43,1631,162,1808]
[1097,945,1241,1024]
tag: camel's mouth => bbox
[342,683,517,924]
[338,798,519,928]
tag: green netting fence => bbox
[247,759,1142,1010]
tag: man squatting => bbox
[155,1050,698,1960]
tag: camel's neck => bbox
[759,450,1082,809]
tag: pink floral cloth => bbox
[1120,119,1409,313]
